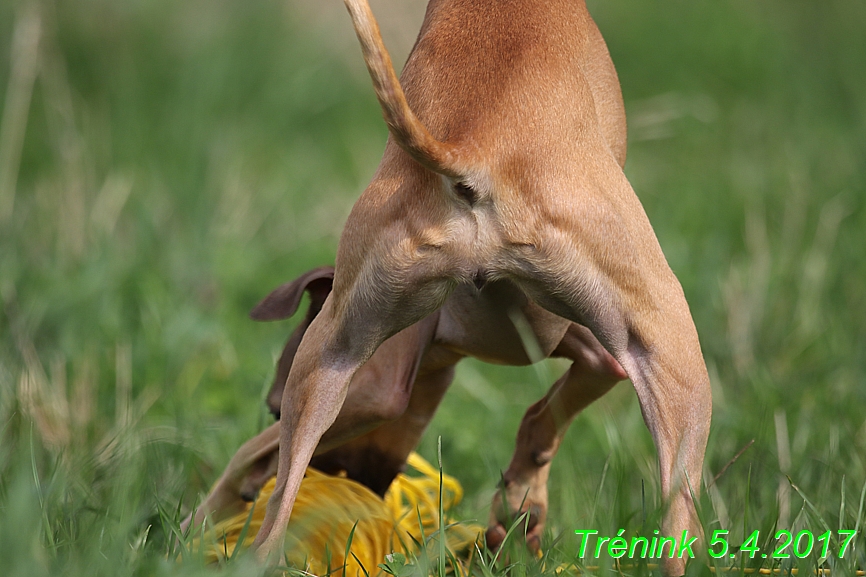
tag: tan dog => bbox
[182,267,627,550]
[252,1,712,574]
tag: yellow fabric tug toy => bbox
[193,452,483,576]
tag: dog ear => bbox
[250,266,335,321]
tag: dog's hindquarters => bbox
[504,155,711,574]
[254,2,712,573]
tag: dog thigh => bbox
[252,234,464,560]
[313,314,440,453]
[312,363,455,495]
[509,163,711,575]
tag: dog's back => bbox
[401,0,627,169]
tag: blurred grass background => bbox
[0,0,865,575]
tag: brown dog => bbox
[182,266,627,550]
[252,1,712,574]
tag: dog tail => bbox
[343,0,461,179]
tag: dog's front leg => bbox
[487,323,627,551]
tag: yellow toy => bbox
[194,452,482,576]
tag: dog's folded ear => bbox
[250,266,335,321]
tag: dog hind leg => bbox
[511,164,711,575]
[251,252,458,561]
[312,364,455,496]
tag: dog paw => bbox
[485,478,547,552]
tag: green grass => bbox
[1,0,865,575]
